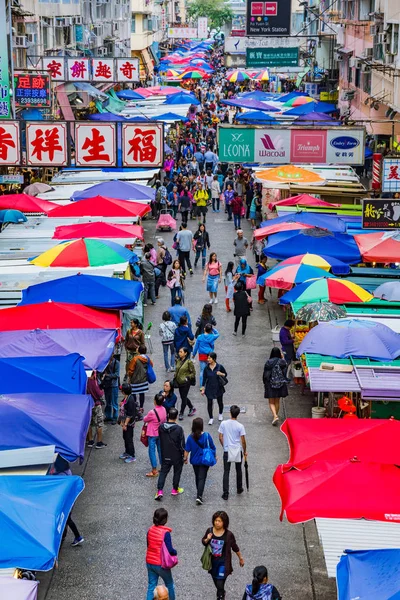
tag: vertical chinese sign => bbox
[0,122,20,165]
[122,123,164,168]
[92,59,115,82]
[43,57,65,81]
[75,123,117,168]
[0,1,11,118]
[116,59,140,82]
[26,123,68,167]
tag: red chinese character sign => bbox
[117,58,140,82]
[75,123,117,167]
[122,123,164,167]
[92,59,115,82]
[67,59,90,81]
[43,57,65,81]
[26,123,68,167]
[0,122,20,165]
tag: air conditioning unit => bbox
[93,25,103,36]
[73,16,83,25]
[378,32,388,44]
[97,47,107,56]
[14,35,28,47]
[334,52,344,61]
[342,90,355,101]
[369,24,376,35]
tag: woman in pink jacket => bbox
[144,394,167,478]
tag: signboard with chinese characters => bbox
[246,0,291,37]
[26,123,68,167]
[116,59,140,82]
[92,59,115,82]
[67,59,90,81]
[35,57,140,83]
[197,17,208,39]
[43,57,65,81]
[382,158,400,193]
[0,174,23,184]
[14,73,51,108]
[217,126,365,165]
[0,2,11,118]
[122,123,164,168]
[0,122,20,165]
[75,123,117,168]
[362,199,400,229]
[246,47,299,67]
[225,36,302,53]
[167,27,198,38]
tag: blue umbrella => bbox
[221,98,280,112]
[263,230,361,263]
[116,89,146,100]
[297,318,400,360]
[89,112,127,121]
[71,179,155,201]
[294,112,341,126]
[285,102,337,115]
[165,92,200,105]
[0,475,84,570]
[151,112,189,122]
[278,91,310,102]
[236,111,278,124]
[260,211,347,233]
[241,91,278,101]
[0,209,27,223]
[337,549,400,600]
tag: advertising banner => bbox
[362,199,400,229]
[0,122,20,165]
[217,126,365,165]
[197,17,208,39]
[122,123,164,168]
[43,58,65,81]
[26,123,68,167]
[225,36,302,53]
[116,59,140,82]
[14,73,51,108]
[246,0,291,37]
[92,59,115,82]
[167,27,198,38]
[75,123,117,168]
[246,47,299,67]
[382,158,400,193]
[36,57,140,82]
[0,2,11,118]
[67,59,91,81]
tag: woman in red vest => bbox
[146,508,177,600]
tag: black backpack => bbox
[163,247,172,265]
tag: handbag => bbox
[195,434,216,467]
[140,423,149,447]
[201,542,212,571]
[246,275,257,290]
[146,356,157,384]
[166,277,177,289]
[217,374,228,388]
[227,444,242,463]
[161,537,179,569]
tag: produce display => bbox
[294,325,309,348]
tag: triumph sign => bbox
[217,126,365,165]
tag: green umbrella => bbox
[296,301,347,322]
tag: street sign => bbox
[217,126,365,165]
[245,0,291,37]
[14,73,51,108]
[246,47,299,67]
[362,199,400,229]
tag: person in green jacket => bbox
[174,347,197,421]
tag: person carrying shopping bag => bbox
[184,417,216,505]
[146,508,178,600]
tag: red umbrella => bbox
[354,232,400,263]
[48,196,150,219]
[0,193,56,215]
[52,221,144,241]
[0,301,120,331]
[268,194,339,211]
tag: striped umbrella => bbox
[257,263,336,290]
[226,70,251,82]
[279,278,373,305]
[283,96,317,107]
[29,238,135,268]
[255,69,269,81]
[179,70,204,79]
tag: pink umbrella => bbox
[268,194,340,210]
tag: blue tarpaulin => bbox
[20,273,143,310]
[260,212,347,233]
[117,89,147,100]
[284,102,337,115]
[263,230,361,263]
[165,92,200,105]
[337,549,400,600]
[151,112,189,122]
[221,98,280,112]
[0,475,84,570]
[71,179,155,201]
[236,111,278,124]
[0,354,87,395]
[0,393,93,462]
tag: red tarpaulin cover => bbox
[254,222,314,240]
[53,222,144,241]
[354,232,400,263]
[0,194,56,215]
[268,194,339,211]
[274,419,400,523]
[0,301,120,331]
[48,196,150,219]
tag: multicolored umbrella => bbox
[164,69,180,78]
[278,253,351,275]
[226,70,251,82]
[283,96,317,107]
[296,301,347,322]
[279,277,373,305]
[254,69,269,81]
[354,231,400,263]
[29,238,135,268]
[256,166,326,185]
[258,263,335,290]
[179,70,204,79]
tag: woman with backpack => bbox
[195,303,216,337]
[242,565,282,600]
[143,393,167,478]
[159,311,177,373]
[201,352,227,425]
[128,344,153,411]
[263,347,288,426]
[193,223,211,269]
[184,417,216,504]
[202,510,244,600]
[146,508,177,600]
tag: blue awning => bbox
[337,549,400,600]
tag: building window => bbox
[355,68,361,88]
[363,71,371,94]
[131,14,136,33]
[347,62,353,83]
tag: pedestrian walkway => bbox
[44,212,336,600]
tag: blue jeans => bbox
[146,563,175,600]
[104,387,119,421]
[195,247,207,268]
[148,436,161,469]
[170,286,183,306]
[163,342,175,370]
[234,214,241,229]
[199,360,207,387]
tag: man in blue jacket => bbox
[174,315,194,356]
[192,323,219,386]
[168,296,192,328]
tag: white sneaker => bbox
[214,298,218,304]
[218,414,223,421]
[210,298,214,304]
[208,418,214,425]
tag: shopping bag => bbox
[246,275,257,290]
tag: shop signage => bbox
[382,158,400,193]
[225,36,302,53]
[217,126,365,165]
[0,2,11,118]
[14,73,51,108]
[122,123,164,168]
[26,123,68,167]
[362,199,400,229]
[0,122,20,165]
[167,27,199,39]
[246,47,299,67]
[0,174,24,184]
[246,0,291,37]
[33,58,140,83]
[197,17,208,39]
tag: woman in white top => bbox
[211,175,222,213]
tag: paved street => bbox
[43,212,336,600]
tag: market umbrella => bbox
[268,194,339,210]
[226,70,251,82]
[279,277,373,305]
[295,301,347,321]
[151,112,189,123]
[254,69,269,81]
[257,212,347,234]
[257,263,336,290]
[263,230,362,263]
[254,221,316,238]
[179,70,204,79]
[221,98,280,112]
[374,281,400,301]
[235,111,278,124]
[284,102,337,116]
[23,182,53,196]
[52,221,144,241]
[0,475,84,570]
[0,577,38,600]
[277,253,351,275]
[29,238,136,268]
[0,193,56,215]
[294,112,341,126]
[256,166,326,185]
[337,549,400,600]
[165,91,200,105]
[48,196,151,218]
[241,91,277,101]
[164,69,180,78]
[0,209,27,224]
[283,96,317,107]
[71,179,155,201]
[354,231,400,263]
[297,318,400,360]
[116,89,146,100]
[278,91,309,102]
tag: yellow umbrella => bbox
[256,165,326,185]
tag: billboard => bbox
[14,73,51,108]
[382,158,400,193]
[246,47,299,68]
[225,36,302,53]
[362,199,400,229]
[32,58,140,83]
[246,0,291,37]
[0,1,11,118]
[217,126,365,165]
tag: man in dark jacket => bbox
[174,315,194,355]
[155,408,185,500]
